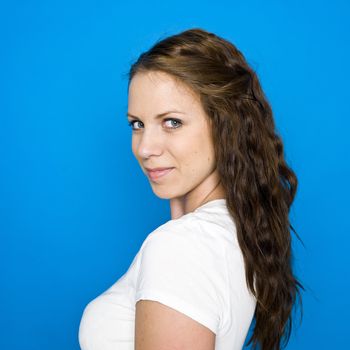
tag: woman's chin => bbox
[150,185,177,199]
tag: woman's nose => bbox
[136,130,163,159]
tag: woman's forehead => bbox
[128,71,203,119]
[129,71,195,97]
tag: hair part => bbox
[128,28,304,350]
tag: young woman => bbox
[79,28,304,350]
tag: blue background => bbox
[1,0,349,349]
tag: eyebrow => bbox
[126,110,185,120]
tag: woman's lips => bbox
[146,168,174,181]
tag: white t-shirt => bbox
[78,199,256,350]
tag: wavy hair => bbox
[127,28,304,350]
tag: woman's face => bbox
[127,70,217,199]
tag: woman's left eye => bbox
[164,118,182,129]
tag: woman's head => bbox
[127,28,304,350]
[127,29,279,204]
[127,70,218,200]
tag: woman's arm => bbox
[135,299,216,350]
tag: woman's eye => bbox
[164,118,182,129]
[128,120,142,129]
[128,118,182,130]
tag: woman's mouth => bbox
[146,167,174,181]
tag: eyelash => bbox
[127,118,183,130]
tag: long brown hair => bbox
[127,28,304,350]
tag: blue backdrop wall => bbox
[1,0,349,349]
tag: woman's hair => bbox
[127,28,304,350]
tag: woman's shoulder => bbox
[142,204,239,256]
[137,210,232,283]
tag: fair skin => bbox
[128,70,225,350]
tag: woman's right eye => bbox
[128,120,142,130]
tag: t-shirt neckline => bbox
[169,198,227,223]
[193,198,227,213]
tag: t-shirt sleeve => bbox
[134,225,228,335]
